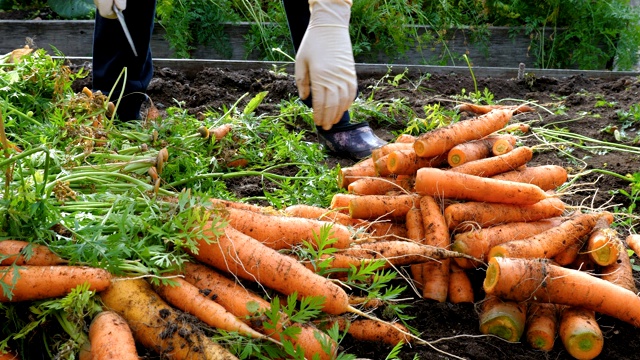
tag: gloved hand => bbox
[295,0,357,131]
[94,0,126,19]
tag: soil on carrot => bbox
[72,66,640,360]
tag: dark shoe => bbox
[317,122,387,160]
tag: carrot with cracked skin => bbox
[491,165,568,191]
[452,218,563,269]
[222,207,354,250]
[328,318,411,345]
[417,196,450,302]
[526,302,558,352]
[489,212,604,260]
[88,311,139,360]
[348,194,420,221]
[338,158,376,189]
[449,146,533,177]
[559,307,603,360]
[484,257,640,327]
[601,238,637,293]
[181,263,337,360]
[456,103,535,115]
[415,167,550,205]
[386,150,448,175]
[0,265,111,302]
[448,263,474,304]
[347,175,413,195]
[413,108,513,158]
[444,197,565,232]
[0,240,67,266]
[479,295,526,342]
[189,223,350,315]
[99,278,238,360]
[153,277,267,340]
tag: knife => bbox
[113,4,138,57]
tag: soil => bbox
[69,65,640,360]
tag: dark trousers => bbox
[93,0,351,128]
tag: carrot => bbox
[417,196,450,302]
[330,193,360,213]
[406,207,426,290]
[208,197,265,213]
[447,134,517,167]
[415,167,549,205]
[395,134,417,143]
[189,223,350,315]
[526,302,558,352]
[447,263,474,304]
[625,234,640,257]
[366,221,408,240]
[0,240,67,266]
[153,277,266,339]
[491,165,568,191]
[491,136,516,156]
[413,108,513,158]
[221,207,354,250]
[373,154,392,176]
[449,146,533,177]
[386,150,448,175]
[88,311,139,360]
[329,318,410,345]
[209,123,233,140]
[484,256,640,327]
[586,221,620,267]
[348,194,420,221]
[452,218,562,269]
[0,265,111,302]
[559,307,603,360]
[371,142,414,162]
[347,175,413,195]
[478,295,526,342]
[601,238,637,293]
[488,212,603,260]
[456,103,535,115]
[0,351,19,360]
[553,240,585,267]
[338,158,377,189]
[283,204,366,227]
[181,263,337,360]
[99,278,238,360]
[444,197,565,232]
[503,122,531,134]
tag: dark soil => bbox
[71,65,640,360]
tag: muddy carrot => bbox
[413,108,513,158]
[451,218,563,269]
[88,311,139,360]
[601,238,637,293]
[479,295,527,342]
[448,263,474,304]
[330,193,360,213]
[449,146,533,177]
[371,142,414,162]
[447,134,517,167]
[0,265,111,302]
[586,218,619,266]
[488,212,602,260]
[338,158,376,189]
[491,165,568,191]
[348,194,420,221]
[417,196,450,302]
[329,317,410,345]
[456,103,535,115]
[484,257,640,327]
[415,167,550,205]
[526,303,558,352]
[347,176,413,195]
[283,204,366,227]
[444,197,565,232]
[406,207,426,290]
[0,240,67,266]
[395,134,417,143]
[374,154,392,176]
[559,307,603,360]
[386,150,448,175]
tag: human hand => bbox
[295,0,356,131]
[94,0,126,19]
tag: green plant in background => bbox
[235,0,293,61]
[0,0,94,19]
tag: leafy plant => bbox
[0,0,94,19]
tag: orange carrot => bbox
[221,207,354,250]
[366,221,408,240]
[283,204,366,227]
[586,218,619,266]
[484,256,640,327]
[456,103,535,115]
[491,136,516,156]
[189,223,350,315]
[337,158,376,189]
[526,302,558,352]
[488,212,603,260]
[395,134,417,143]
[553,239,585,267]
[417,196,450,302]
[451,218,563,269]
[371,142,414,162]
[448,263,474,304]
[374,154,392,176]
[330,193,360,213]
[478,295,527,342]
[0,240,67,266]
[99,278,238,360]
[348,194,420,221]
[330,318,410,345]
[503,122,531,134]
[153,277,266,339]
[0,351,19,360]
[625,234,640,257]
[449,146,533,177]
[209,197,266,212]
[415,167,549,205]
[491,165,568,191]
[447,134,517,167]
[601,238,637,293]
[386,150,448,175]
[444,197,565,232]
[0,265,111,302]
[88,311,139,360]
[181,263,337,360]
[210,123,233,140]
[406,207,426,290]
[559,307,603,360]
[413,108,513,158]
[347,175,413,195]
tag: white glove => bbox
[94,0,126,19]
[295,0,357,131]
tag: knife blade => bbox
[113,4,138,57]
